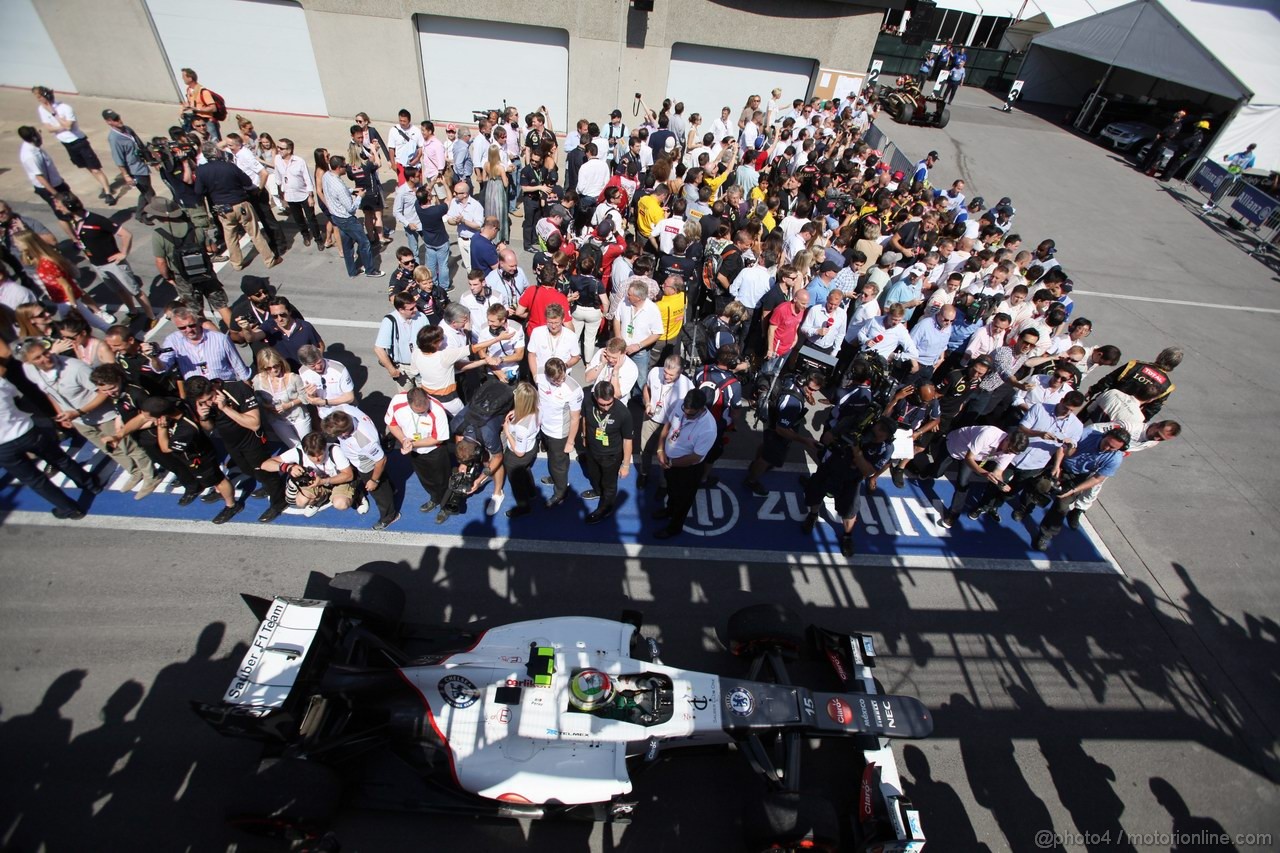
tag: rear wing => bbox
[191,597,336,741]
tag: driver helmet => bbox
[569,669,614,711]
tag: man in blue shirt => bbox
[470,216,501,275]
[970,392,1085,521]
[908,304,956,383]
[1033,425,1129,549]
[1202,143,1258,211]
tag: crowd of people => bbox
[1,73,1186,556]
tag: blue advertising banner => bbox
[1229,183,1279,227]
[2,443,1118,574]
[1192,159,1230,195]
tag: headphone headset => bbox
[35,86,55,103]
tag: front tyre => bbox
[726,603,806,658]
[743,790,840,852]
[226,757,342,839]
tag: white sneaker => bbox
[486,492,506,517]
[96,309,117,325]
[302,505,320,517]
[356,500,370,515]
[1201,203,1214,211]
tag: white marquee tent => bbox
[1020,0,1280,172]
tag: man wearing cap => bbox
[806,260,842,307]
[880,262,927,312]
[912,151,939,191]
[867,250,901,292]
[445,124,473,192]
[603,110,628,166]
[653,389,719,540]
[102,109,155,215]
[1158,121,1208,181]
[146,197,233,328]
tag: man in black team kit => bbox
[578,381,633,524]
[185,375,286,523]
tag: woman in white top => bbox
[410,325,495,414]
[253,347,312,447]
[501,381,540,519]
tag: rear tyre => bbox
[226,757,342,838]
[936,106,951,128]
[743,790,840,852]
[323,570,405,626]
[726,603,807,657]
[899,103,916,124]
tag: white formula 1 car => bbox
[195,571,932,851]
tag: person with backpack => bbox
[145,197,233,329]
[694,344,743,488]
[743,369,824,497]
[180,68,226,141]
[638,352,693,489]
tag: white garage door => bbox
[667,44,815,132]
[417,16,568,132]
[146,0,327,116]
[0,0,76,92]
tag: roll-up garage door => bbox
[0,0,76,92]
[146,0,328,116]
[417,16,569,132]
[667,44,815,130]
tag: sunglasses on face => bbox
[176,323,199,331]
[270,312,290,319]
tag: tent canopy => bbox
[1030,0,1247,101]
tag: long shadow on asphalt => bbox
[2,546,1275,851]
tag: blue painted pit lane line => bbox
[2,444,1120,574]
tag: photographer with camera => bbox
[800,415,897,557]
[743,369,824,497]
[321,407,399,530]
[1032,425,1130,549]
[146,197,233,329]
[260,431,357,516]
[968,392,1085,523]
[145,395,242,522]
[185,375,287,523]
[374,292,431,388]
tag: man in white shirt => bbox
[461,269,509,331]
[526,304,581,377]
[32,87,114,204]
[583,337,639,400]
[261,433,358,515]
[273,137,322,248]
[614,280,664,392]
[844,282,883,346]
[393,166,425,263]
[710,108,735,146]
[652,207,687,255]
[858,304,919,373]
[387,110,424,183]
[384,386,451,513]
[477,303,525,383]
[470,118,495,184]
[575,144,610,201]
[222,132,282,254]
[446,180,485,272]
[801,290,848,353]
[536,358,584,505]
[729,256,772,310]
[373,292,431,386]
[17,126,75,241]
[321,405,399,530]
[298,345,356,417]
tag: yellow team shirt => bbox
[656,293,686,341]
[636,193,665,238]
[703,168,730,203]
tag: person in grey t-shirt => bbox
[103,109,155,216]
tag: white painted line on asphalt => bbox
[1070,290,1280,315]
[308,317,383,329]
[3,510,1121,575]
